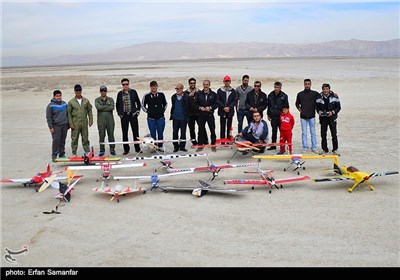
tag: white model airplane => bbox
[67,162,146,184]
[167,157,258,181]
[93,182,143,202]
[43,177,82,214]
[124,153,208,171]
[165,180,246,197]
[114,170,192,194]
[102,134,193,156]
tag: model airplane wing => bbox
[275,175,311,184]
[125,153,207,161]
[63,177,81,195]
[370,171,399,177]
[313,177,353,182]
[37,174,57,193]
[224,179,267,185]
[114,170,193,180]
[253,155,294,160]
[1,178,34,184]
[55,156,121,163]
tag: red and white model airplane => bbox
[54,146,121,165]
[224,164,310,194]
[167,157,258,181]
[93,182,143,202]
[67,162,146,184]
[1,164,82,192]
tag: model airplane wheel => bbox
[35,188,38,192]
[117,199,120,203]
[283,168,286,172]
[297,171,300,175]
[280,185,283,188]
[303,167,305,170]
[369,186,374,191]
[251,186,255,190]
[269,190,271,194]
[347,188,352,193]
[143,191,147,194]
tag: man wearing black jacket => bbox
[116,78,141,155]
[245,81,268,125]
[217,75,238,140]
[267,81,289,150]
[195,80,221,152]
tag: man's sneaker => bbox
[289,151,292,155]
[196,147,204,152]
[173,148,179,153]
[110,150,116,156]
[277,151,285,155]
[99,152,105,157]
[311,148,319,154]
[58,154,66,158]
[319,150,329,155]
[52,157,57,162]
[211,147,217,153]
[123,151,129,155]
[180,148,188,152]
[332,150,340,155]
[301,149,308,154]
[267,146,276,150]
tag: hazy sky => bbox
[2,0,399,58]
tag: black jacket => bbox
[245,90,268,115]
[141,92,168,119]
[267,91,289,119]
[216,87,238,118]
[195,90,220,117]
[316,92,341,120]
[116,89,141,116]
[295,89,319,119]
[184,89,200,116]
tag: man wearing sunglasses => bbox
[95,85,116,156]
[116,78,142,155]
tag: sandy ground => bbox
[0,58,399,267]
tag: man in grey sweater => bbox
[235,75,253,134]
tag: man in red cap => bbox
[217,75,238,141]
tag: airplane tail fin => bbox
[47,163,51,173]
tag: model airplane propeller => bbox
[54,146,121,165]
[313,160,399,193]
[165,180,246,197]
[167,156,258,181]
[1,164,82,192]
[93,181,143,202]
[253,154,338,175]
[224,163,310,194]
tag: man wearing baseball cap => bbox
[95,85,116,156]
[217,75,238,141]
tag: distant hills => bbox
[3,39,399,67]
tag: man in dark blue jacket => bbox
[170,83,189,152]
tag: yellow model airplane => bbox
[253,154,338,175]
[313,160,399,193]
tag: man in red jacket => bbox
[278,105,295,155]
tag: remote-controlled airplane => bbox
[226,136,282,163]
[253,154,338,175]
[66,162,146,184]
[165,180,246,197]
[313,161,399,193]
[191,138,234,151]
[43,177,82,214]
[102,134,193,156]
[224,164,310,194]
[124,153,208,171]
[54,146,121,165]
[114,170,192,194]
[93,182,143,202]
[167,157,258,181]
[1,164,82,192]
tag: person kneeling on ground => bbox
[237,111,269,153]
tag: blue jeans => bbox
[147,117,165,147]
[237,109,249,134]
[300,117,317,149]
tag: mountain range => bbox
[3,39,399,67]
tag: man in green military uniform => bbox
[95,85,116,156]
[68,84,93,156]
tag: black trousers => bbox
[172,119,187,149]
[220,115,233,139]
[242,131,265,152]
[270,118,280,143]
[198,115,216,145]
[188,115,202,145]
[320,117,338,152]
[120,113,140,152]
